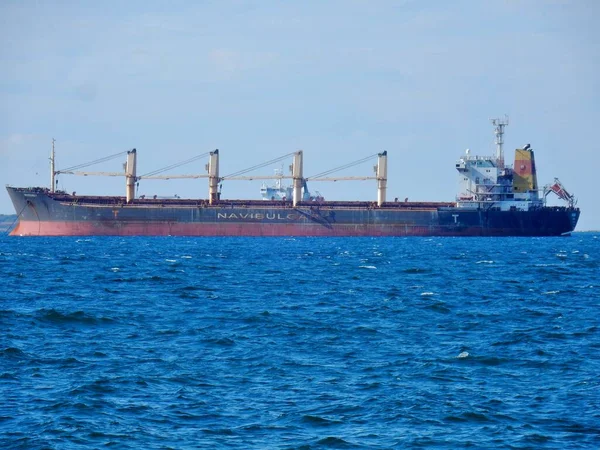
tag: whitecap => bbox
[165,259,177,262]
[556,253,567,258]
[359,265,377,269]
[543,290,560,295]
[110,267,120,272]
[181,256,192,259]
[476,260,494,264]
[420,292,434,296]
[457,351,469,359]
[20,289,44,295]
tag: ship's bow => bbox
[6,186,28,235]
[5,186,53,236]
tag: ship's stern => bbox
[567,208,580,234]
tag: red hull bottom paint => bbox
[11,220,457,237]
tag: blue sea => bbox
[1,235,599,449]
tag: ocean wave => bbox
[1,235,599,448]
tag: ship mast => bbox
[377,151,387,206]
[490,115,509,169]
[208,149,219,204]
[292,150,303,207]
[50,138,56,192]
[125,149,137,203]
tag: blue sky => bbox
[1,0,598,230]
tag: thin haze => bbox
[1,0,598,230]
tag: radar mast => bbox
[50,138,56,192]
[490,115,509,169]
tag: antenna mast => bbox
[50,138,56,192]
[490,115,509,169]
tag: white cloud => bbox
[1,133,40,151]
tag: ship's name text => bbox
[217,212,300,221]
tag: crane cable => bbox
[138,152,211,178]
[306,152,379,179]
[56,150,129,173]
[222,152,297,179]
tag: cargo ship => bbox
[6,119,579,236]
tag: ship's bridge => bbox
[455,152,526,210]
[455,149,543,211]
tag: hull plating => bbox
[7,187,580,237]
[10,221,460,237]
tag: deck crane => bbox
[50,142,390,206]
[543,178,576,207]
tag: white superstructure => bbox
[455,120,543,211]
[260,167,294,201]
